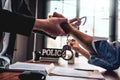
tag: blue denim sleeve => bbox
[88,54,119,70]
[88,40,120,70]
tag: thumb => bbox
[58,18,68,24]
[53,12,65,18]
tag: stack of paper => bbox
[46,76,98,80]
[8,62,105,80]
[9,62,49,71]
[47,66,104,80]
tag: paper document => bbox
[9,62,104,79]
[9,62,49,71]
[47,66,104,79]
[47,76,98,80]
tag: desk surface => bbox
[0,56,120,80]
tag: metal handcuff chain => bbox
[80,16,87,26]
[61,34,73,60]
[61,16,87,61]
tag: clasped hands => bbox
[49,12,81,36]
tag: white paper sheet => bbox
[49,67,104,79]
[9,62,49,71]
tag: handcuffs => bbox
[61,16,87,61]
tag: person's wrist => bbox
[69,24,76,34]
[33,19,40,30]
[33,19,46,30]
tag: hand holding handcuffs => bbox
[61,16,87,61]
[32,14,87,62]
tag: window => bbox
[118,0,120,41]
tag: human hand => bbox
[68,39,80,51]
[52,12,81,34]
[69,18,81,29]
[45,17,68,36]
[34,17,67,37]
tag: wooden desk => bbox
[0,56,120,80]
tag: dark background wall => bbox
[13,0,47,63]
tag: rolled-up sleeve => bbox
[88,40,120,70]
[88,53,119,70]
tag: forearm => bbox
[33,19,48,31]
[76,46,90,59]
[69,25,95,53]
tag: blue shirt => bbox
[88,40,120,70]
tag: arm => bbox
[0,2,67,37]
[69,39,90,59]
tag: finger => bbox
[53,12,65,18]
[68,39,74,44]
[71,39,76,42]
[68,39,74,42]
[71,23,79,29]
[48,15,53,18]
[74,20,81,27]
[58,18,68,24]
[69,18,80,23]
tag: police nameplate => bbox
[40,48,62,58]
